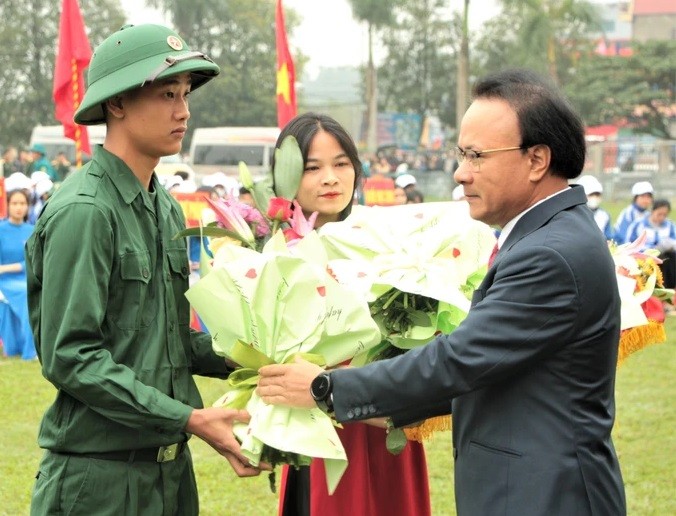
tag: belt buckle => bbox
[157,443,179,463]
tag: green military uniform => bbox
[26,146,229,515]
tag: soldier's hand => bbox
[185,407,272,477]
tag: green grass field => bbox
[2,200,674,515]
[1,317,674,515]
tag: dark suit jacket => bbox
[332,186,626,515]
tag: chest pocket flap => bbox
[120,251,152,283]
[167,249,190,278]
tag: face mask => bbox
[587,196,601,210]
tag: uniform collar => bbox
[91,145,154,210]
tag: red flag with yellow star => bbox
[275,0,296,128]
[53,0,92,162]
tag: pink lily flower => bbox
[206,197,256,247]
[284,200,318,245]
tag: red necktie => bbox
[488,243,499,268]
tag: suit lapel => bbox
[502,185,587,253]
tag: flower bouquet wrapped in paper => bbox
[611,232,674,364]
[186,230,382,493]
[319,201,497,442]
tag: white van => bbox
[189,126,280,180]
[29,125,107,163]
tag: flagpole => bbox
[53,0,92,167]
[71,57,83,167]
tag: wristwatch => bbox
[310,372,334,414]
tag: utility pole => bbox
[455,0,470,133]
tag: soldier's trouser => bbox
[30,447,198,516]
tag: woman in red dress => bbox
[271,112,431,516]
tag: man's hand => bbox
[185,407,271,477]
[257,356,324,409]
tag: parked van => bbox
[29,125,107,163]
[189,126,280,180]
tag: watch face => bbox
[311,374,331,400]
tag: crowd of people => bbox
[575,176,676,313]
[0,20,674,516]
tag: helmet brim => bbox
[74,53,219,125]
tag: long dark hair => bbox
[272,112,362,221]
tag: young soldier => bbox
[27,24,264,515]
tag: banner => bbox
[53,0,92,163]
[171,192,211,228]
[275,0,297,128]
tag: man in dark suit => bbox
[258,69,626,515]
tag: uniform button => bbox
[347,409,355,419]
[362,405,370,414]
[354,407,362,417]
[142,267,149,278]
[182,266,189,275]
[169,323,175,332]
[368,405,377,415]
[167,273,172,282]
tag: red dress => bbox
[279,422,431,516]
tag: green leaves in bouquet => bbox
[239,161,275,219]
[260,446,312,493]
[272,135,304,201]
[238,136,302,219]
[238,135,302,221]
[371,289,437,341]
[385,419,408,455]
[173,222,253,248]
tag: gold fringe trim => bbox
[617,320,666,366]
[404,415,452,442]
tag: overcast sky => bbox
[118,0,499,75]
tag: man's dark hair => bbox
[472,69,585,179]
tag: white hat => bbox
[164,175,184,190]
[174,179,197,193]
[631,181,653,196]
[35,178,54,197]
[452,185,465,201]
[395,173,417,189]
[5,172,32,192]
[203,172,239,197]
[575,175,603,195]
[201,171,229,188]
[31,171,51,184]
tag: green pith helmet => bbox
[74,24,220,125]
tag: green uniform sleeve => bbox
[34,202,193,434]
[189,329,232,379]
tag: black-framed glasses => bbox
[455,145,527,168]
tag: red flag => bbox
[53,0,92,161]
[275,0,297,129]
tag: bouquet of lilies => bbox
[177,137,382,494]
[318,201,497,444]
[320,202,496,362]
[610,232,674,365]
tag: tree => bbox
[346,0,401,153]
[565,40,676,138]
[0,0,125,148]
[478,0,600,85]
[146,0,306,146]
[377,0,460,130]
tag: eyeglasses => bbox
[455,145,527,168]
